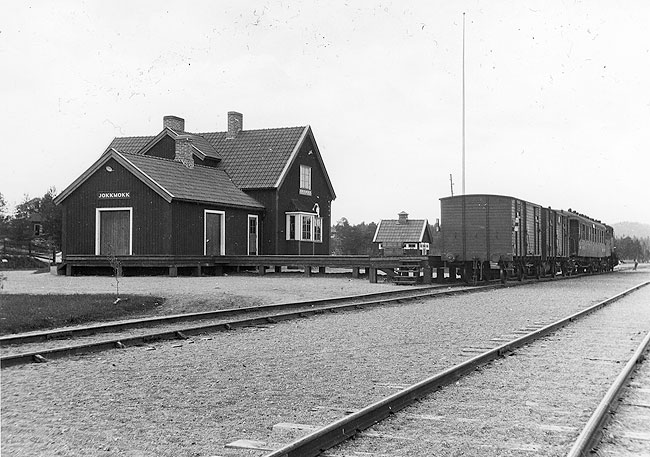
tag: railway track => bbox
[568,330,650,456]
[0,272,617,368]
[0,282,496,368]
[242,281,650,457]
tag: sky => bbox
[1,0,649,226]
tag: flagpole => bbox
[462,12,466,196]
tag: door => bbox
[98,209,131,255]
[205,211,224,256]
[248,215,258,255]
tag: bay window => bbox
[286,212,322,242]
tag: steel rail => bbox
[0,284,463,346]
[261,281,650,457]
[0,272,617,368]
[1,283,500,368]
[566,329,650,457]
[0,267,601,347]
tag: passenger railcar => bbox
[439,194,615,282]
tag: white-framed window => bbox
[314,217,322,242]
[299,165,312,196]
[286,212,322,242]
[403,242,418,250]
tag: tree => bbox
[4,188,63,251]
[9,194,37,245]
[615,236,650,262]
[331,218,378,255]
[0,192,9,240]
[40,187,62,250]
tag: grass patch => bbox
[0,294,165,335]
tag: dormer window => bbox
[300,165,312,196]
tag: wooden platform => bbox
[58,255,441,283]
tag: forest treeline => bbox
[1,192,648,263]
[331,218,650,261]
[0,188,62,255]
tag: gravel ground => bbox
[330,273,650,456]
[1,269,648,457]
[596,333,650,456]
[0,269,406,315]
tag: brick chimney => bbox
[226,111,243,139]
[174,136,194,169]
[398,211,409,225]
[163,115,185,132]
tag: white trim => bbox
[418,220,428,242]
[248,214,259,255]
[204,210,226,256]
[285,211,322,243]
[113,150,175,200]
[54,149,174,205]
[274,126,309,189]
[138,128,176,157]
[95,207,133,255]
[372,220,383,243]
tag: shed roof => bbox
[372,219,430,243]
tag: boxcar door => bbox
[248,215,258,255]
[205,211,223,256]
[99,209,130,255]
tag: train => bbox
[437,194,616,282]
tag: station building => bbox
[54,112,336,260]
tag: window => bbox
[302,215,312,240]
[286,212,322,242]
[404,242,418,250]
[288,215,297,240]
[314,217,322,242]
[300,165,312,196]
[33,223,42,236]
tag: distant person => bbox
[634,259,638,270]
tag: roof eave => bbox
[54,149,174,205]
[273,126,336,200]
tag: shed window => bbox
[404,242,418,250]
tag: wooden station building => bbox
[54,112,337,274]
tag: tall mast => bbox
[462,12,466,195]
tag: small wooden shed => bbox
[372,211,436,257]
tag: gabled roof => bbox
[200,126,308,189]
[372,218,430,243]
[108,128,222,161]
[108,136,152,154]
[54,150,264,210]
[107,124,336,198]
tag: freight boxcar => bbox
[440,194,545,282]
